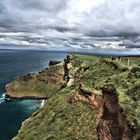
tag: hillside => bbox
[6,54,140,140]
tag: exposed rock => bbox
[5,94,48,100]
[70,84,131,140]
[63,55,75,86]
[66,78,74,87]
[63,55,86,87]
[49,60,61,66]
[97,84,130,140]
[18,73,36,81]
[70,84,104,116]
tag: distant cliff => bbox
[6,54,140,140]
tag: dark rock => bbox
[18,73,35,81]
[97,84,131,140]
[5,94,48,100]
[49,61,61,66]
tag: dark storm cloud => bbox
[0,0,140,53]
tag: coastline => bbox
[5,94,49,100]
[5,60,65,101]
[6,54,140,140]
[0,50,69,140]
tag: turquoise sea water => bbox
[0,49,67,140]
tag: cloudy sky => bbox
[0,0,140,54]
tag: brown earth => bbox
[70,84,131,140]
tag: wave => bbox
[0,93,5,104]
[40,100,46,108]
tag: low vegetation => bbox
[7,54,139,140]
[6,63,65,98]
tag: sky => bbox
[0,0,140,54]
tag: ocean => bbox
[0,49,67,140]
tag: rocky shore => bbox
[5,94,49,100]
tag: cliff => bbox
[6,54,140,140]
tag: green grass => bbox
[11,55,140,140]
[7,63,65,98]
[13,86,98,140]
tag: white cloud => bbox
[0,0,140,53]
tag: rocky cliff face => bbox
[63,54,88,87]
[48,60,62,66]
[97,85,130,140]
[63,55,75,86]
[70,84,130,140]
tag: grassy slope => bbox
[13,87,98,140]
[13,55,140,140]
[6,63,65,98]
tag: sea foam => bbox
[0,93,5,104]
[40,100,46,108]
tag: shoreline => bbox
[5,94,49,101]
[40,100,47,108]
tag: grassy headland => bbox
[6,62,65,99]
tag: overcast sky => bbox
[0,0,140,54]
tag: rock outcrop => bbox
[48,60,61,66]
[97,84,130,140]
[63,55,75,86]
[70,84,131,140]
[63,54,87,87]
